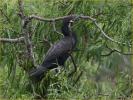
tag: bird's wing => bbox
[44,37,73,62]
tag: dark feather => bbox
[29,16,77,82]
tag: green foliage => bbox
[0,0,132,99]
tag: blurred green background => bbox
[0,0,132,99]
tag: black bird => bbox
[29,16,77,82]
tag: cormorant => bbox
[29,16,77,82]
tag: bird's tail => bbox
[29,66,48,82]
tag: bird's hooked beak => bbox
[68,20,74,29]
[69,20,74,23]
[69,19,74,26]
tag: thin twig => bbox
[101,46,133,56]
[52,20,63,36]
[73,71,83,86]
[93,20,131,46]
[0,9,11,22]
[101,50,116,57]
[68,54,77,77]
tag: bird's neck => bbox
[71,32,77,47]
[61,23,77,44]
[61,23,71,36]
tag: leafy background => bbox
[0,0,132,99]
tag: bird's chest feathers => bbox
[63,37,76,49]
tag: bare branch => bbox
[79,15,96,21]
[18,0,25,18]
[101,46,133,57]
[73,71,83,86]
[29,14,78,22]
[0,37,24,43]
[29,14,96,22]
[93,21,131,46]
[101,50,115,57]
[79,15,132,46]
[52,20,63,36]
[28,14,131,46]
[68,54,77,77]
[18,0,37,67]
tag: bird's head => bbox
[63,16,75,27]
[62,15,79,36]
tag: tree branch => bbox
[101,46,133,57]
[28,14,132,46]
[18,0,37,67]
[0,37,24,43]
[93,21,131,46]
[18,0,25,19]
[29,14,77,22]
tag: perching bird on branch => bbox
[29,16,77,82]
